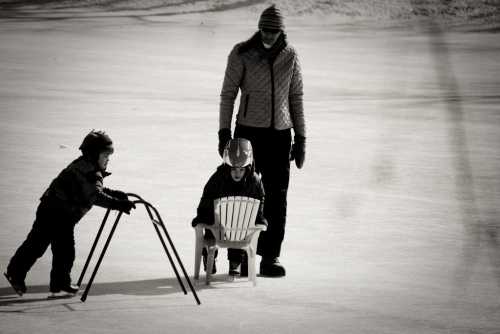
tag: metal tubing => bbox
[136,200,187,294]
[77,208,111,287]
[81,211,123,302]
[148,204,201,305]
[151,220,188,294]
[159,223,201,305]
[129,195,200,305]
[79,193,200,305]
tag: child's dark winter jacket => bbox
[192,165,267,227]
[40,156,128,223]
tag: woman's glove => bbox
[290,135,306,169]
[218,128,232,157]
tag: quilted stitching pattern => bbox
[219,43,305,137]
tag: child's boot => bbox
[4,272,27,296]
[49,284,79,298]
[229,261,240,276]
[240,257,249,277]
[202,248,217,274]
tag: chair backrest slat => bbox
[231,196,241,240]
[226,197,234,240]
[214,196,260,242]
[248,198,259,238]
[219,198,227,241]
[241,198,254,240]
[237,197,248,240]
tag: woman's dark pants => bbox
[235,124,291,259]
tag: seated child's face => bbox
[230,167,246,182]
[97,151,112,171]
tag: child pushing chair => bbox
[4,130,136,297]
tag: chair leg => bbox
[194,236,203,280]
[247,248,257,286]
[205,246,217,285]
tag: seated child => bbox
[192,138,267,276]
[4,130,136,297]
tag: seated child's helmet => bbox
[223,138,253,168]
[79,130,114,160]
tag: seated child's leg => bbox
[228,249,246,276]
[227,248,245,264]
[201,230,217,274]
[203,229,216,246]
[202,247,217,274]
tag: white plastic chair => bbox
[194,196,266,286]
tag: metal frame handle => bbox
[78,193,200,305]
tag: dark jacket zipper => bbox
[244,94,249,117]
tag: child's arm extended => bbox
[91,172,135,214]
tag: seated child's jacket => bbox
[193,165,267,227]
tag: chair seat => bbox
[193,196,266,286]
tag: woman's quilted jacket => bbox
[219,35,305,137]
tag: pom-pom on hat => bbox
[258,4,285,31]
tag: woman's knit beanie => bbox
[258,4,285,31]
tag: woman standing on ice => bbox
[217,4,306,277]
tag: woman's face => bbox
[260,29,281,47]
[230,167,246,182]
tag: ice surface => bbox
[0,2,499,333]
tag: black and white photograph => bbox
[1,1,499,333]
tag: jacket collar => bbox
[77,155,112,177]
[238,31,288,62]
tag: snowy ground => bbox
[1,2,500,334]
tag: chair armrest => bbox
[193,223,224,239]
[193,223,213,229]
[255,224,267,232]
[193,223,221,232]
